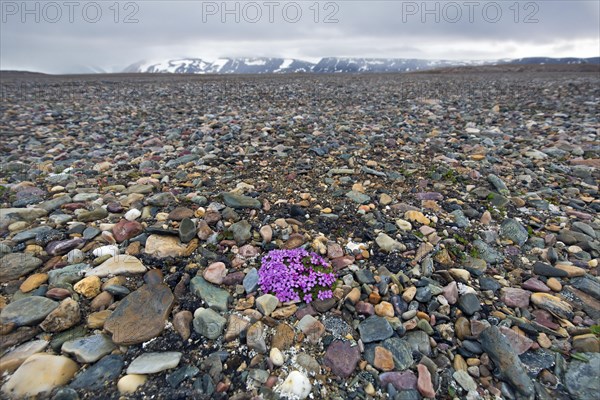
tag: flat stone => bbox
[522,278,551,293]
[243,268,259,293]
[1,296,58,326]
[112,220,144,243]
[533,261,568,277]
[77,207,108,222]
[380,337,413,370]
[0,339,49,374]
[221,192,261,209]
[565,353,600,400]
[104,283,174,345]
[358,316,394,343]
[530,292,574,320]
[417,363,436,398]
[1,354,78,398]
[86,255,146,277]
[0,253,43,283]
[453,369,477,392]
[499,326,534,355]
[500,287,531,308]
[500,219,529,246]
[173,310,193,341]
[19,272,48,293]
[144,235,187,258]
[376,233,406,252]
[323,340,361,378]
[193,308,226,340]
[190,276,232,312]
[480,326,534,397]
[379,371,417,391]
[345,190,371,204]
[126,352,182,374]
[272,323,295,350]
[473,240,503,264]
[457,293,481,316]
[69,354,123,390]
[373,346,395,371]
[62,334,116,363]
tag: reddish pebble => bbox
[46,288,72,300]
[417,364,436,398]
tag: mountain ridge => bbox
[124,56,600,74]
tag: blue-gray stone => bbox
[358,316,394,343]
[167,365,200,387]
[0,296,58,326]
[61,334,117,363]
[243,268,259,293]
[451,210,470,228]
[48,263,90,285]
[565,353,600,400]
[473,240,503,264]
[70,354,124,389]
[0,253,43,283]
[190,276,231,312]
[12,226,53,243]
[221,192,261,209]
[500,219,529,246]
[345,190,371,204]
[381,337,413,370]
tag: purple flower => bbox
[258,248,336,303]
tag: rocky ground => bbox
[0,70,599,400]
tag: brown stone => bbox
[173,310,193,341]
[373,346,395,371]
[271,323,295,350]
[90,291,114,311]
[45,288,71,300]
[224,314,251,342]
[104,283,174,345]
[19,273,48,293]
[87,310,112,329]
[39,298,80,332]
[168,206,194,221]
[112,219,144,243]
[73,276,101,298]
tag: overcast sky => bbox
[1,0,599,73]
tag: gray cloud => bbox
[1,0,598,73]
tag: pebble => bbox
[104,283,174,345]
[118,374,147,394]
[1,296,58,326]
[126,352,182,374]
[278,370,311,400]
[61,333,116,363]
[1,354,79,398]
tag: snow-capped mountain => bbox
[311,58,492,73]
[125,57,314,74]
[124,57,599,74]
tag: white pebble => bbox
[270,348,284,367]
[124,209,141,221]
[92,245,119,258]
[278,370,311,400]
